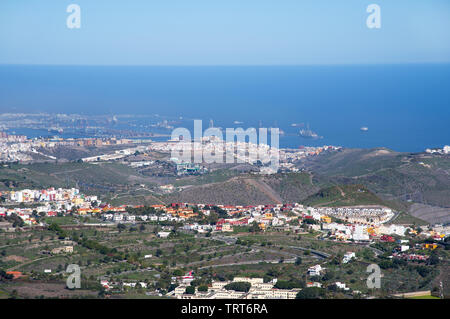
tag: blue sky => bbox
[0,0,449,65]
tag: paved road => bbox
[366,245,384,257]
[283,245,331,259]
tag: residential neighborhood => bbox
[1,186,448,299]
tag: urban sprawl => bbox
[0,186,447,299]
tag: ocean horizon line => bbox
[1,62,450,68]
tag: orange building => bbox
[6,271,23,279]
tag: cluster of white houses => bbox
[170,277,300,300]
[169,268,358,299]
[2,188,88,204]
[312,207,395,225]
[0,188,100,225]
[0,131,146,163]
[1,190,448,242]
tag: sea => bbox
[0,64,449,152]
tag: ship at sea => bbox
[360,126,369,132]
[299,123,321,139]
[48,127,64,134]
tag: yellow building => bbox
[424,243,438,250]
[321,216,331,224]
[72,197,84,206]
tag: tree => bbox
[274,280,303,290]
[0,269,13,280]
[70,206,78,215]
[266,267,280,278]
[185,286,195,295]
[117,223,126,233]
[428,253,439,266]
[379,260,395,270]
[296,287,323,299]
[224,282,251,292]
[198,285,208,292]
[322,271,335,281]
[327,284,338,292]
[295,257,302,265]
[303,219,317,225]
[173,269,183,276]
[48,223,67,239]
[9,289,19,299]
[206,212,219,225]
[416,265,431,278]
[249,221,261,233]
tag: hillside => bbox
[2,148,448,224]
[0,162,156,195]
[301,184,389,208]
[300,148,450,223]
[162,172,319,206]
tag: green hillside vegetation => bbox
[301,184,389,208]
[301,148,450,221]
[301,148,403,177]
[1,147,448,224]
[0,162,155,195]
[387,212,428,226]
[163,177,273,205]
[173,169,240,187]
[162,172,318,205]
[262,172,318,203]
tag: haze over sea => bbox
[0,64,449,153]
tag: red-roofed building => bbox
[6,271,23,279]
[380,235,395,242]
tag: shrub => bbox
[296,287,323,299]
[224,282,251,292]
[198,285,208,292]
[185,286,195,295]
